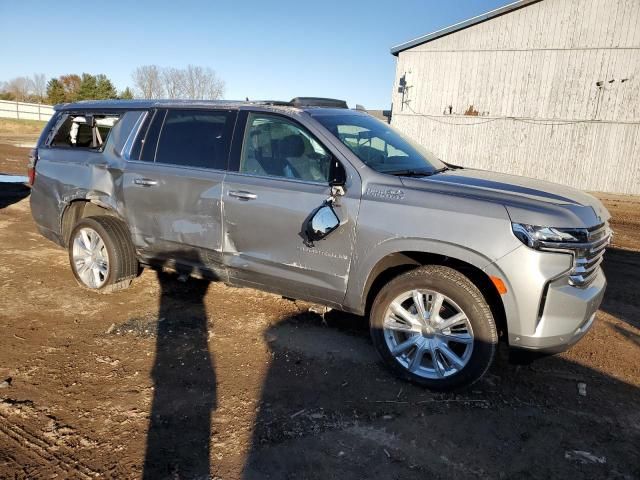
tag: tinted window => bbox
[108,111,145,154]
[315,113,446,175]
[49,113,120,150]
[129,110,156,161]
[139,110,166,162]
[240,113,331,183]
[154,109,235,169]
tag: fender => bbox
[343,236,499,315]
[58,190,124,246]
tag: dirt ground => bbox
[1,137,639,479]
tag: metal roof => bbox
[390,0,542,56]
[53,99,244,111]
[54,97,350,112]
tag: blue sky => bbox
[1,0,510,108]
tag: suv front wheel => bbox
[370,265,497,390]
[68,216,138,293]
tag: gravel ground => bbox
[1,138,638,479]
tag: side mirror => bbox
[306,204,340,242]
[329,158,346,186]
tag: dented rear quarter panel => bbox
[30,109,141,244]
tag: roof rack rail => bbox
[248,97,349,109]
[290,97,348,109]
[250,100,292,107]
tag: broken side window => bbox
[49,113,121,150]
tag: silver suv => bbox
[29,98,611,390]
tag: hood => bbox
[400,168,610,228]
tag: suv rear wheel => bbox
[68,216,138,293]
[370,265,497,390]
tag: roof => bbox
[390,0,541,56]
[54,97,350,112]
[54,99,243,111]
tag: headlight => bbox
[512,223,587,249]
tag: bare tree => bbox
[4,76,34,101]
[132,65,164,99]
[132,64,225,100]
[180,65,225,100]
[32,73,47,102]
[162,67,184,99]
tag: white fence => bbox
[0,100,54,122]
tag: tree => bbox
[95,74,118,99]
[0,82,13,100]
[60,74,82,102]
[132,65,164,99]
[119,87,134,100]
[78,73,98,100]
[181,65,224,100]
[132,64,226,100]
[32,73,47,102]
[162,67,184,99]
[46,78,66,104]
[4,76,33,102]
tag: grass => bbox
[0,118,48,135]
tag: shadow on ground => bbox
[239,307,639,480]
[137,250,639,480]
[601,247,640,329]
[142,256,217,479]
[0,182,29,209]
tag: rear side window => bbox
[138,110,166,162]
[153,109,236,170]
[49,113,120,150]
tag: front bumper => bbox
[510,269,606,352]
[484,245,607,353]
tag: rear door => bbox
[222,111,361,305]
[122,108,237,276]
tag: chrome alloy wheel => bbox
[72,227,110,288]
[383,290,474,379]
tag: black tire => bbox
[68,216,138,294]
[370,265,497,391]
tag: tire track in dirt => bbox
[0,400,100,479]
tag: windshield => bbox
[314,113,446,175]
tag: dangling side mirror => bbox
[306,204,340,242]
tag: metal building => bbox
[390,0,639,195]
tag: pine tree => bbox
[95,74,118,99]
[46,78,66,104]
[77,73,98,100]
[119,87,134,100]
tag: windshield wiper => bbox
[385,169,434,177]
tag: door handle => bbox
[134,178,158,187]
[228,190,257,200]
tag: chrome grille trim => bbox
[568,222,611,287]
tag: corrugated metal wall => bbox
[391,0,640,194]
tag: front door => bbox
[222,111,361,305]
[122,108,237,276]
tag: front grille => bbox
[568,223,611,287]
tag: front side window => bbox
[154,109,236,169]
[49,113,120,150]
[314,113,446,175]
[240,113,332,183]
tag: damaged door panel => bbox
[222,174,360,305]
[122,108,237,275]
[222,111,361,305]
